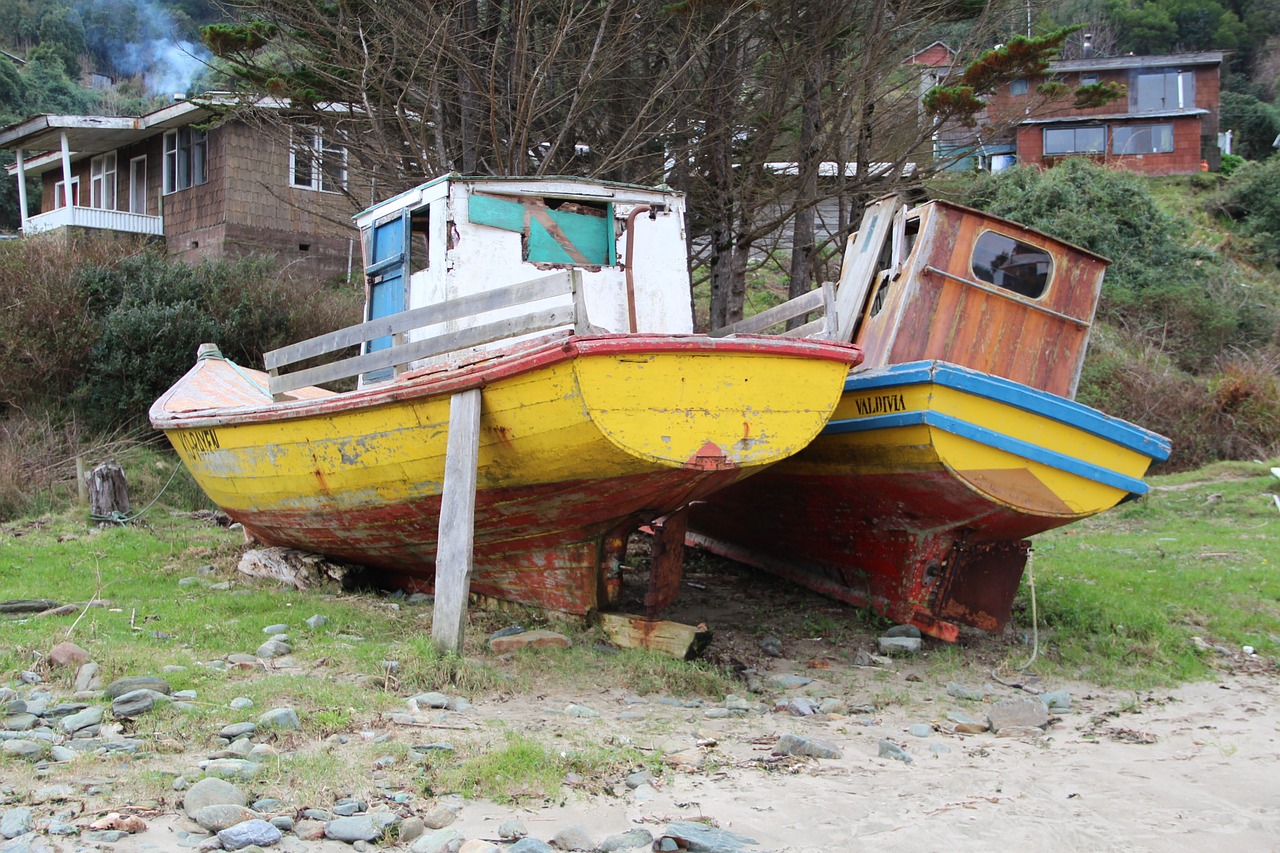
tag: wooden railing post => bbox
[431,388,483,654]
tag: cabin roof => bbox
[1049,51,1223,74]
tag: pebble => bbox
[325,815,383,843]
[112,688,171,718]
[258,707,301,730]
[1,740,48,760]
[410,692,450,709]
[599,828,654,851]
[498,819,528,839]
[217,818,282,851]
[305,614,328,629]
[878,636,922,655]
[262,623,289,634]
[884,624,923,639]
[908,723,933,737]
[191,805,262,833]
[203,758,261,780]
[104,675,171,699]
[421,806,456,829]
[987,697,1049,732]
[1040,690,1071,711]
[660,822,758,852]
[758,635,783,657]
[774,733,842,759]
[878,738,913,763]
[255,639,292,659]
[946,682,988,701]
[565,704,599,718]
[398,817,427,843]
[230,697,255,710]
[220,722,257,740]
[47,641,91,667]
[185,778,249,816]
[410,828,462,853]
[1,807,34,839]
[765,674,812,690]
[550,825,595,851]
[74,662,103,692]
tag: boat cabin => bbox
[837,198,1109,399]
[351,175,691,381]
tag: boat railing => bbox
[263,269,587,401]
[709,281,837,340]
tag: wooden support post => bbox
[88,461,130,520]
[75,455,87,507]
[431,388,482,654]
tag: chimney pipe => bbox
[1082,33,1094,59]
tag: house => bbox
[0,97,361,280]
[988,51,1224,174]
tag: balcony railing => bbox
[24,206,164,237]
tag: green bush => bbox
[1218,154,1280,266]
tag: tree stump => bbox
[88,461,130,519]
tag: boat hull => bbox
[687,361,1171,639]
[152,334,858,615]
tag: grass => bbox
[1015,459,1280,687]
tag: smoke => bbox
[76,0,213,96]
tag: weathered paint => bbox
[687,360,1169,639]
[152,333,859,615]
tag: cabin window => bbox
[1043,125,1105,155]
[408,207,430,275]
[1111,123,1173,155]
[1010,77,1029,96]
[468,193,614,266]
[163,127,208,194]
[90,153,116,210]
[971,231,1052,299]
[290,128,347,193]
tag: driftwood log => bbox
[88,461,130,519]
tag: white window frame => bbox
[129,156,147,214]
[90,152,117,210]
[290,128,348,193]
[163,127,209,195]
[52,176,80,209]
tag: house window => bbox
[163,127,208,194]
[1081,73,1099,86]
[90,153,116,210]
[52,177,80,209]
[1133,70,1194,113]
[1010,77,1029,96]
[1043,125,1105,155]
[290,129,347,193]
[971,231,1052,299]
[1112,123,1174,155]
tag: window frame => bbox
[90,152,117,210]
[290,127,348,193]
[1043,125,1106,156]
[163,127,209,195]
[1111,123,1174,155]
[970,229,1054,300]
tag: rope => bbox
[89,459,186,525]
[1013,547,1039,671]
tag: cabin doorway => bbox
[363,210,410,383]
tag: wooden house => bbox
[0,98,360,280]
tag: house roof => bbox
[1021,108,1208,126]
[1049,52,1223,74]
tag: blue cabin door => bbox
[363,210,409,383]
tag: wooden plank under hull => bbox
[152,333,859,615]
[687,360,1171,640]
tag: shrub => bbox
[1218,154,1280,266]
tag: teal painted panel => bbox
[532,207,609,265]
[468,194,526,233]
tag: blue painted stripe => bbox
[845,361,1171,461]
[821,409,1150,495]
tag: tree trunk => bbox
[88,461,130,519]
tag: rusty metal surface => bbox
[934,539,1030,632]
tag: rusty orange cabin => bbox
[846,199,1109,399]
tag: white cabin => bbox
[352,175,690,379]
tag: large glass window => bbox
[163,128,208,194]
[1132,70,1193,113]
[1043,126,1105,155]
[290,128,347,193]
[971,231,1052,299]
[1112,123,1174,155]
[90,152,116,210]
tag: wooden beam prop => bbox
[431,388,482,654]
[598,612,712,660]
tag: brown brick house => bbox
[987,51,1223,175]
[0,98,361,280]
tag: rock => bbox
[257,707,301,730]
[325,816,383,843]
[599,828,654,851]
[203,758,261,780]
[230,697,254,711]
[660,821,759,852]
[1,714,37,731]
[625,769,654,789]
[104,675,171,700]
[112,688,172,717]
[758,635,783,657]
[262,623,289,634]
[305,614,328,629]
[488,629,571,653]
[220,722,257,740]
[929,743,951,755]
[764,673,812,690]
[908,723,933,738]
[1,808,33,840]
[30,784,73,804]
[565,704,599,718]
[255,639,292,659]
[996,725,1047,739]
[410,828,463,853]
[185,777,249,817]
[877,636,922,655]
[399,817,427,843]
[878,738,913,763]
[270,816,294,833]
[1040,690,1071,711]
[987,697,1050,732]
[191,805,262,833]
[783,697,817,716]
[488,625,525,643]
[421,806,456,829]
[332,799,364,817]
[947,712,989,734]
[294,819,327,841]
[550,825,595,851]
[498,819,528,840]
[48,642,91,667]
[509,840,556,853]
[410,692,450,709]
[774,733,842,759]
[0,740,48,761]
[884,624,922,639]
[946,682,987,701]
[218,819,282,850]
[48,745,76,762]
